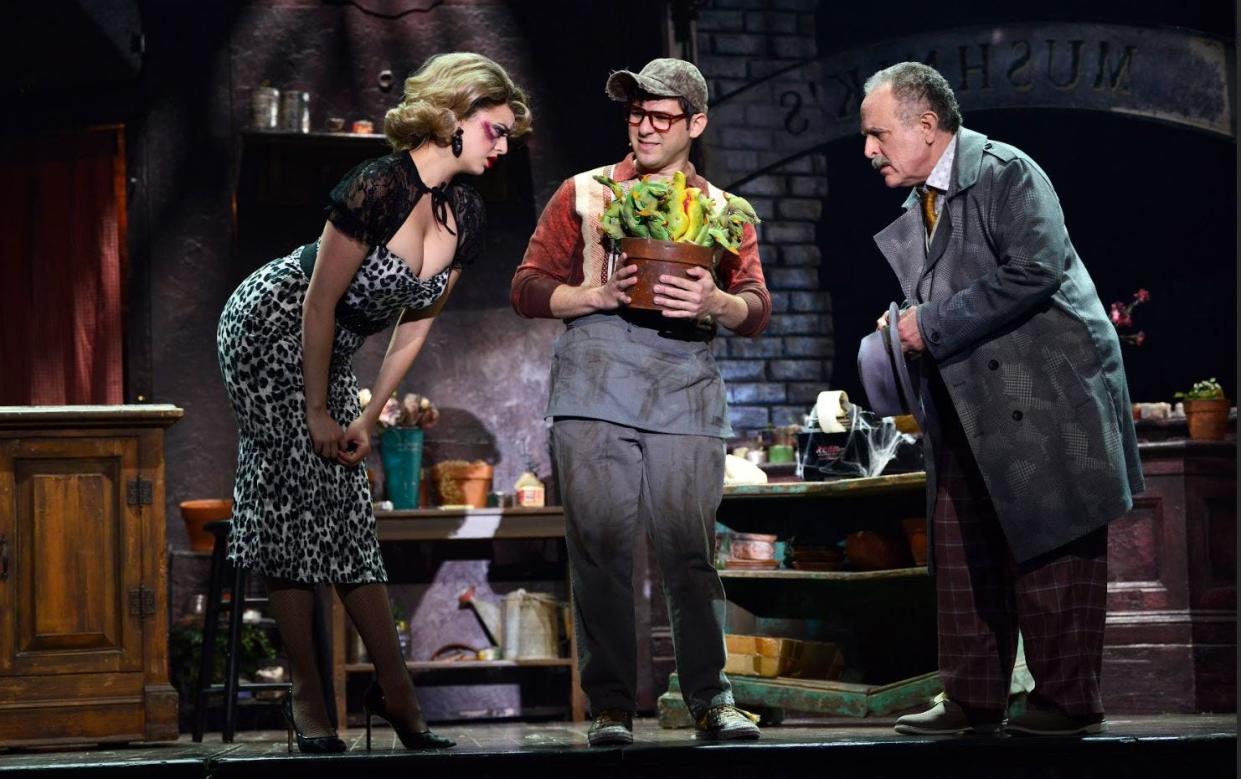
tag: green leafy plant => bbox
[169,622,279,698]
[1173,378,1226,401]
[593,171,761,253]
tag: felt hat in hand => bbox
[857,301,923,425]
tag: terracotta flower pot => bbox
[1184,397,1231,440]
[901,518,928,566]
[619,237,714,311]
[431,461,494,508]
[179,498,233,553]
[845,530,912,571]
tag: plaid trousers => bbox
[930,371,1108,718]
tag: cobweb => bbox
[798,404,916,479]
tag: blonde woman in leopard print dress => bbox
[217,53,530,752]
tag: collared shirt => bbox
[926,132,957,193]
[917,133,958,254]
[914,133,959,301]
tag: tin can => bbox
[279,90,310,133]
[251,86,280,130]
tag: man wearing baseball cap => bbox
[511,58,770,745]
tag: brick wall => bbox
[696,0,831,436]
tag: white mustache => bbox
[871,156,891,170]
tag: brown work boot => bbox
[694,704,761,740]
[1006,699,1106,736]
[587,708,634,746]
[894,699,1003,736]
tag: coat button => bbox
[988,359,999,370]
[1012,410,1023,421]
[930,331,941,343]
[984,142,993,149]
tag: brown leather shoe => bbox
[894,700,1003,736]
[1006,700,1106,736]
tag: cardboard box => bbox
[723,633,844,680]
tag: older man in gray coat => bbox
[860,62,1144,736]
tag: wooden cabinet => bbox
[1103,438,1237,713]
[0,405,183,746]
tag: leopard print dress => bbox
[216,153,483,583]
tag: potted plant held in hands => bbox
[1174,378,1231,441]
[360,389,439,509]
[593,171,760,309]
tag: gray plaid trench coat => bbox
[874,127,1144,563]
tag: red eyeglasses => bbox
[626,106,689,132]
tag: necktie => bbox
[920,187,939,237]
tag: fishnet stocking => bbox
[336,582,428,733]
[263,577,334,738]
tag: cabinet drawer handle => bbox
[0,534,7,581]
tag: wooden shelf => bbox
[375,506,563,519]
[723,472,925,500]
[345,658,574,673]
[719,566,927,582]
[333,503,586,725]
[374,507,564,542]
[0,403,184,427]
[241,128,386,141]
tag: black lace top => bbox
[322,152,486,270]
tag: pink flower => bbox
[378,397,402,428]
[1111,289,1150,346]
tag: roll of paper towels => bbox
[816,390,851,433]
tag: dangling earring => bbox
[451,127,463,158]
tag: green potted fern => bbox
[1174,378,1231,440]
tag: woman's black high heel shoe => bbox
[363,682,455,750]
[281,694,348,754]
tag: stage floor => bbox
[1,715,1235,778]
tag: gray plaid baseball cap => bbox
[605,58,709,115]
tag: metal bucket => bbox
[501,590,561,660]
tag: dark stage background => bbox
[816,0,1237,405]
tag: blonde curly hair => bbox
[384,52,532,152]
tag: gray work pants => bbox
[552,418,734,720]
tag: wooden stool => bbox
[190,519,289,743]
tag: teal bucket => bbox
[380,427,424,509]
